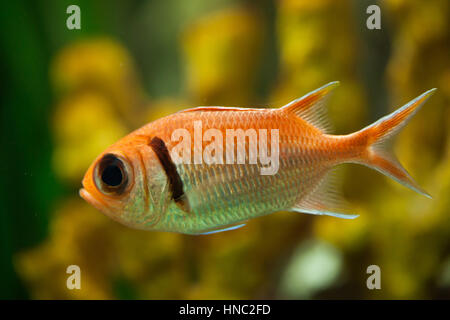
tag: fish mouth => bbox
[79,188,109,213]
[79,187,138,229]
[79,187,122,225]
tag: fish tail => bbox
[349,88,436,198]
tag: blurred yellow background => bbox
[1,0,449,299]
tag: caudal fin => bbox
[353,89,436,198]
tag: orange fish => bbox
[80,82,435,234]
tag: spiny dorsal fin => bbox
[179,106,261,113]
[280,81,340,133]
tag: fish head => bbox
[80,137,171,230]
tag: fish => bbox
[79,82,436,235]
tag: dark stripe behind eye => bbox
[149,136,185,201]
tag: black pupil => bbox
[101,163,123,187]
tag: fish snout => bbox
[79,187,105,212]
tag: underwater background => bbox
[0,0,449,299]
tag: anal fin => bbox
[290,168,359,220]
[290,207,358,219]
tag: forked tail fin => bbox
[352,88,436,198]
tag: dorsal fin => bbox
[280,81,339,133]
[179,106,262,113]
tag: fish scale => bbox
[149,112,330,232]
[168,139,329,231]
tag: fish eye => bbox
[102,162,123,187]
[95,154,129,195]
